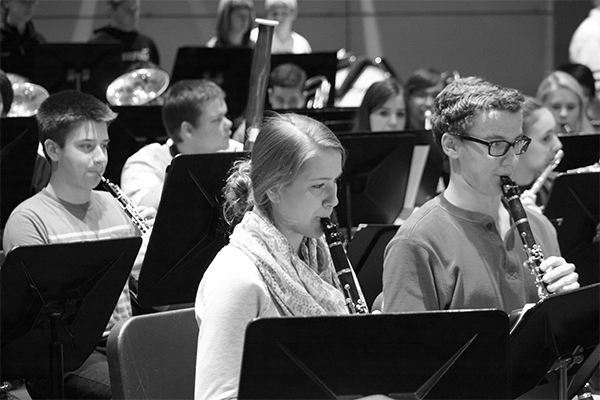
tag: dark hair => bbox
[556,63,596,100]
[268,63,307,90]
[161,79,226,143]
[432,76,524,165]
[214,0,255,47]
[353,78,405,131]
[0,70,14,117]
[223,112,346,227]
[36,90,117,159]
[404,67,443,96]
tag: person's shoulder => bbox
[9,190,52,216]
[224,139,244,152]
[206,36,218,47]
[249,27,258,42]
[126,141,171,162]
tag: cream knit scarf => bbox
[229,210,348,316]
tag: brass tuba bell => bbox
[7,79,49,117]
[106,68,170,106]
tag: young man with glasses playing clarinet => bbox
[382,77,580,315]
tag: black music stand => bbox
[543,171,599,287]
[0,116,39,229]
[1,237,142,398]
[346,224,400,308]
[334,132,415,237]
[282,107,357,133]
[104,105,167,185]
[270,52,338,109]
[170,47,253,121]
[555,133,599,172]
[510,283,600,399]
[30,43,123,101]
[238,309,510,399]
[137,151,249,308]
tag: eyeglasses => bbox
[452,133,531,157]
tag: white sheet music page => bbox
[396,144,430,224]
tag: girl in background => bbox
[536,70,594,134]
[353,78,407,132]
[207,0,255,48]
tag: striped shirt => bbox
[3,188,138,335]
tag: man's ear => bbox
[180,121,194,140]
[44,139,60,162]
[266,186,281,203]
[441,133,460,160]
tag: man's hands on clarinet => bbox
[539,255,580,294]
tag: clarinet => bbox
[320,218,369,314]
[101,176,150,235]
[500,176,550,301]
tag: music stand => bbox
[238,309,510,399]
[346,224,400,308]
[555,133,599,173]
[509,283,600,399]
[170,47,253,121]
[283,107,357,133]
[30,43,123,101]
[543,171,599,287]
[0,116,39,229]
[270,52,338,108]
[137,151,249,308]
[1,237,142,398]
[334,132,415,237]
[104,105,168,185]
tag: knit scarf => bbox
[229,210,349,316]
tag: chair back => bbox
[107,307,198,399]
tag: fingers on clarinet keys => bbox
[540,256,579,294]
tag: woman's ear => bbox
[441,132,460,160]
[44,139,60,162]
[266,186,281,203]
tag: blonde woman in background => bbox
[536,70,595,134]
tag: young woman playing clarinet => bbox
[194,113,351,399]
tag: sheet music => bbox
[396,144,430,223]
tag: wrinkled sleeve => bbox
[194,248,271,400]
[120,152,166,210]
[382,236,442,313]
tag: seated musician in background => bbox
[206,0,255,48]
[0,0,45,79]
[557,62,600,126]
[267,62,307,109]
[404,67,444,131]
[195,113,349,399]
[250,0,311,54]
[382,77,579,315]
[513,96,562,212]
[89,0,161,72]
[120,79,242,212]
[353,78,407,132]
[535,70,595,134]
[2,90,156,399]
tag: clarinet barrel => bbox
[320,218,369,314]
[500,175,550,301]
